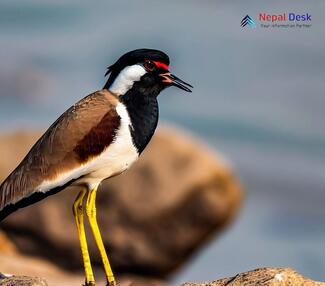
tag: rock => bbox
[0,274,167,286]
[0,231,17,255]
[0,246,166,286]
[0,252,83,286]
[0,268,323,286]
[182,268,325,286]
[0,132,39,180]
[0,275,48,286]
[0,128,242,277]
[119,276,168,286]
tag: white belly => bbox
[37,103,139,192]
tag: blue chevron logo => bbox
[241,15,256,28]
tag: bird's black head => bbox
[104,48,192,97]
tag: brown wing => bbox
[0,89,120,214]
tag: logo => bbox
[240,13,312,29]
[241,15,256,27]
[259,12,311,22]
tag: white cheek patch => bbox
[109,64,146,96]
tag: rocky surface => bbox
[0,253,81,286]
[0,232,166,286]
[0,276,48,286]
[0,274,168,286]
[0,233,82,286]
[0,268,323,286]
[182,268,325,286]
[0,128,242,277]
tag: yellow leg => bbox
[73,188,95,286]
[86,186,116,286]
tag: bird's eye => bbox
[144,60,156,71]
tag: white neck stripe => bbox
[109,64,146,96]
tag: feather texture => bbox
[0,90,121,213]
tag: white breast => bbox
[85,103,139,183]
[37,103,139,192]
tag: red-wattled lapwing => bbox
[0,49,192,286]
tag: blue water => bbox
[1,0,325,283]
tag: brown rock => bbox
[182,268,325,286]
[0,127,242,277]
[0,247,167,286]
[0,273,167,286]
[0,231,17,255]
[0,251,155,286]
[0,268,323,286]
[119,276,168,286]
[0,252,82,286]
[0,132,39,180]
[0,276,48,286]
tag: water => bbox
[0,0,325,283]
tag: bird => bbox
[0,48,192,286]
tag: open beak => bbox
[160,72,193,92]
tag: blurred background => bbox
[1,0,325,285]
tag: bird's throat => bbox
[119,88,159,154]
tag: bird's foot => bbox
[84,281,96,286]
[106,280,117,286]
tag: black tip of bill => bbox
[170,74,193,92]
[160,72,193,92]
